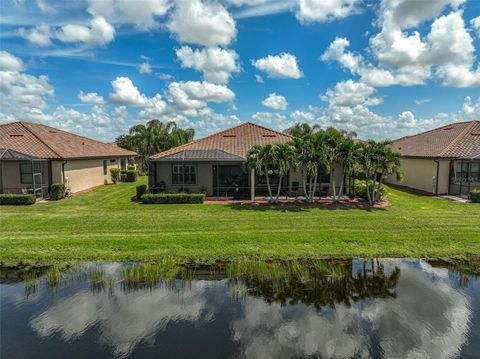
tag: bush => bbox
[0,194,36,205]
[125,170,138,182]
[50,182,65,200]
[136,184,147,199]
[354,180,386,200]
[110,168,120,184]
[141,193,205,204]
[470,189,480,203]
[127,165,136,171]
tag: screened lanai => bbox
[0,148,50,199]
[449,154,480,197]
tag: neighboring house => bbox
[0,121,137,198]
[387,120,480,196]
[149,122,343,200]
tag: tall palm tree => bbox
[284,123,321,138]
[271,143,296,203]
[320,127,346,200]
[244,144,276,201]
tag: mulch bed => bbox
[204,198,390,208]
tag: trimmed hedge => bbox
[110,168,120,184]
[125,170,138,182]
[0,194,36,205]
[127,165,136,171]
[136,184,147,199]
[50,182,65,200]
[141,193,205,204]
[354,180,386,200]
[470,189,480,203]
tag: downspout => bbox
[434,159,440,195]
[61,160,68,184]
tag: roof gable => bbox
[392,121,480,159]
[150,122,292,160]
[0,121,137,159]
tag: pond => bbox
[1,259,479,359]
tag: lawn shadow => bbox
[226,202,388,213]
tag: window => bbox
[110,159,116,163]
[172,164,196,184]
[20,163,33,184]
[103,160,107,175]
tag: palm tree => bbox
[244,144,276,201]
[320,128,346,200]
[116,120,194,171]
[283,123,321,138]
[271,143,296,203]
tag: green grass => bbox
[1,176,479,266]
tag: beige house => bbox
[149,122,344,200]
[0,121,137,198]
[387,120,480,196]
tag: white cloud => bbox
[471,16,480,37]
[78,91,106,105]
[461,96,480,119]
[0,51,24,72]
[18,23,52,47]
[296,0,360,23]
[36,0,56,14]
[87,0,170,30]
[175,46,240,84]
[254,74,264,83]
[138,62,152,74]
[167,81,235,110]
[320,80,381,107]
[262,93,288,110]
[109,77,149,106]
[156,72,174,80]
[252,53,303,79]
[167,0,237,47]
[56,16,115,47]
[415,99,431,105]
[251,111,289,128]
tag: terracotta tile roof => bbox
[151,122,292,160]
[392,120,480,158]
[0,121,137,159]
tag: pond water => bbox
[1,259,479,359]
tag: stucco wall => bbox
[54,158,128,194]
[386,157,450,194]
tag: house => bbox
[0,121,137,198]
[386,120,480,196]
[149,122,343,200]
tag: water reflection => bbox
[1,259,478,358]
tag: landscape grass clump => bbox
[141,193,205,204]
[110,168,120,184]
[136,184,147,199]
[50,182,65,200]
[470,189,480,203]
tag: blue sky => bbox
[1,0,480,141]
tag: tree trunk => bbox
[365,170,373,205]
[274,177,283,203]
[266,175,274,203]
[336,168,345,201]
[372,173,378,204]
[312,176,318,202]
[308,175,314,201]
[331,168,336,199]
[302,170,308,199]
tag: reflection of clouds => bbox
[30,280,216,358]
[232,261,471,359]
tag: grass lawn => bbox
[1,176,479,266]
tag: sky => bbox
[1,0,480,142]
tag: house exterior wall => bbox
[52,157,130,194]
[153,160,346,197]
[386,157,450,194]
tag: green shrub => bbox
[136,184,147,199]
[354,180,386,200]
[0,194,36,205]
[470,189,480,203]
[110,168,120,184]
[141,193,205,204]
[125,170,138,182]
[127,165,136,171]
[50,182,65,200]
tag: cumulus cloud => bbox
[471,16,480,37]
[251,111,289,128]
[261,93,288,110]
[254,74,264,83]
[252,53,303,79]
[320,80,382,107]
[176,46,240,84]
[296,0,360,23]
[109,77,149,106]
[138,62,152,74]
[0,51,24,72]
[87,0,170,30]
[78,91,106,105]
[18,23,52,47]
[167,81,235,110]
[56,16,115,47]
[167,0,237,47]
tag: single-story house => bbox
[149,122,344,200]
[386,120,480,196]
[0,121,137,198]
